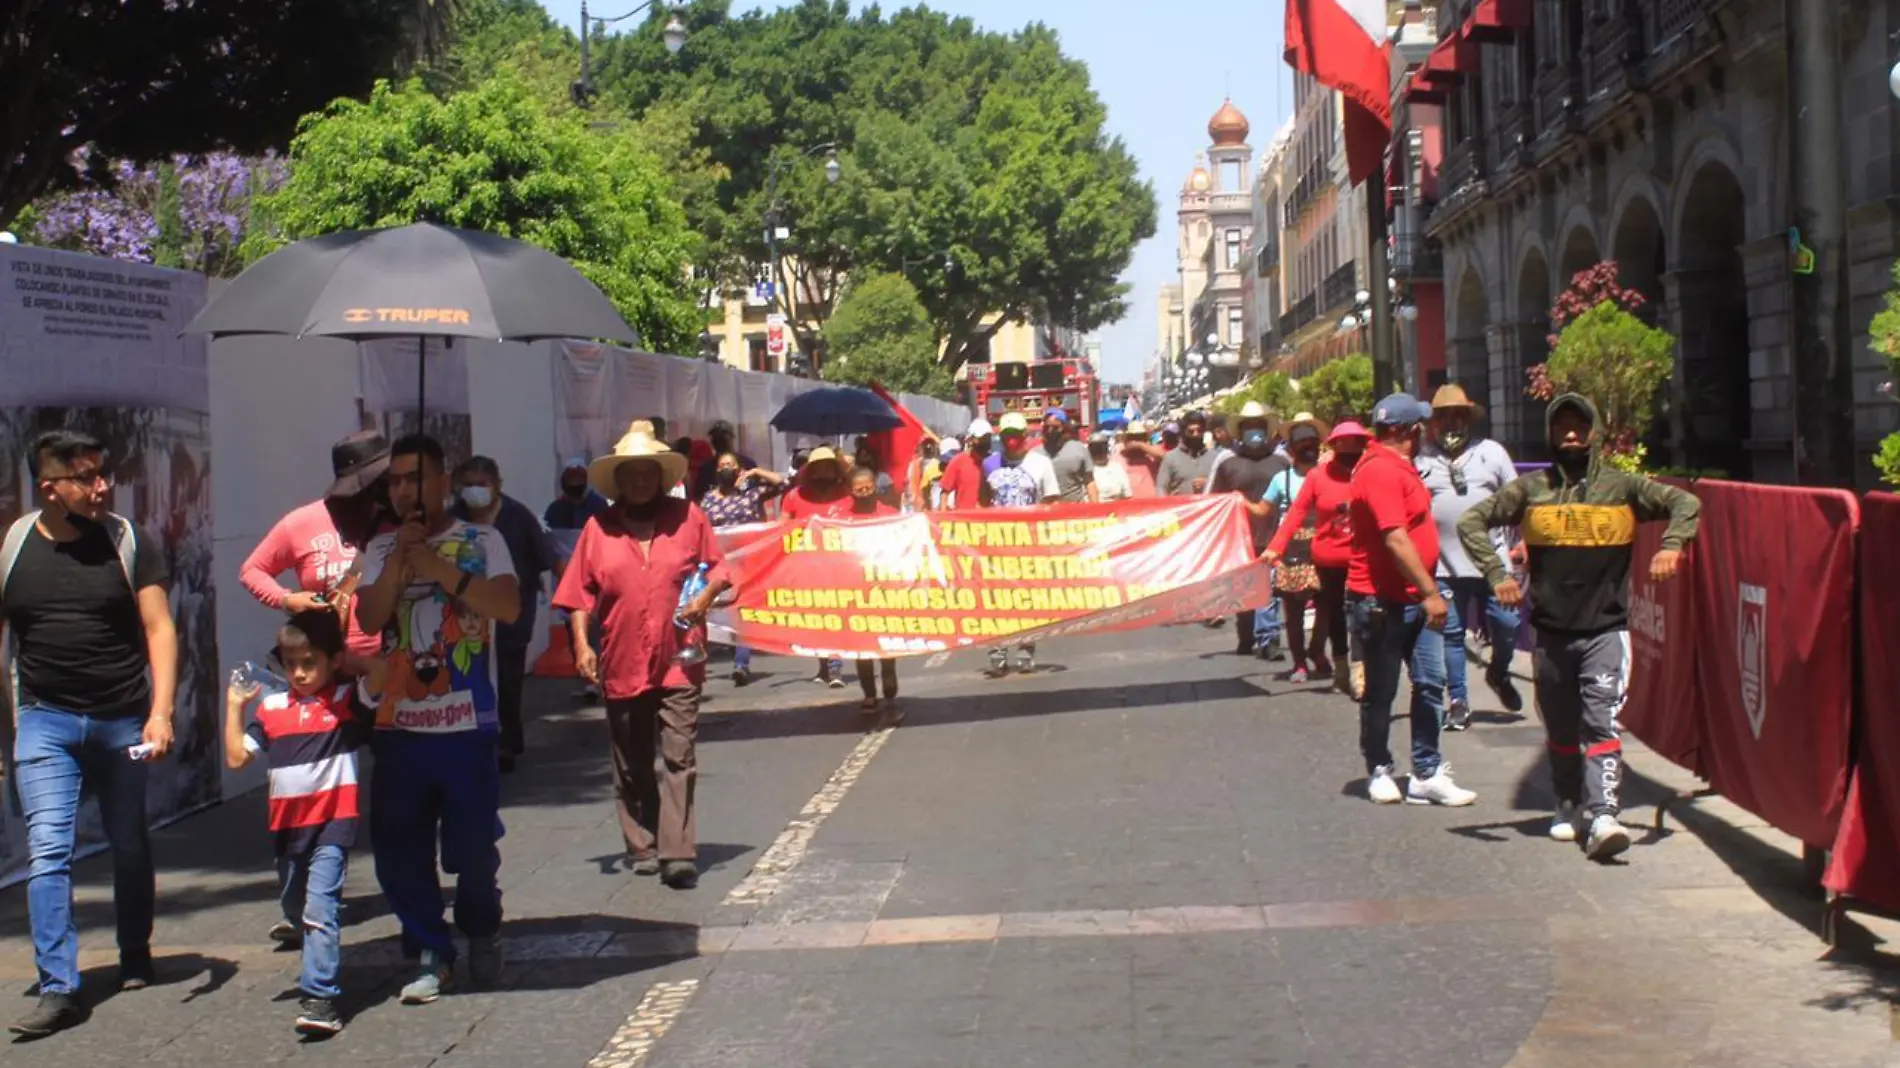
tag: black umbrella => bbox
[184,221,639,412]
[770,387,903,437]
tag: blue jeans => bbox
[14,707,154,995]
[734,647,753,672]
[1254,589,1282,645]
[1348,597,1445,778]
[370,732,503,961]
[1441,577,1521,705]
[279,844,347,999]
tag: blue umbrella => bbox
[770,387,903,436]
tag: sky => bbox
[541,0,1297,384]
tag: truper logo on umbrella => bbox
[341,307,473,326]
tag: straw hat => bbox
[1429,383,1485,417]
[1236,400,1276,431]
[589,420,687,496]
[1285,411,1329,443]
[1123,420,1149,437]
[803,445,843,470]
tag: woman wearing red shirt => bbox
[1266,422,1369,698]
[554,422,730,890]
[842,466,902,713]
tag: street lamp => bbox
[572,1,687,109]
[762,142,844,344]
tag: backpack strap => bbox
[0,511,39,604]
[106,512,137,588]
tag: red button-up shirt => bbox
[552,500,730,699]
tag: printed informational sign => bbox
[707,496,1272,659]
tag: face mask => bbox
[1439,431,1469,455]
[458,485,494,510]
[1334,451,1362,471]
[716,469,740,488]
[1555,448,1591,477]
[563,482,586,499]
[1293,445,1319,463]
[851,493,877,512]
[1182,432,1204,450]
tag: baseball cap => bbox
[1044,409,1070,424]
[1371,392,1433,427]
[561,456,588,473]
[939,436,963,455]
[997,412,1030,434]
[968,417,994,437]
[1162,421,1180,434]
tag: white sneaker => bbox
[1584,814,1632,860]
[1367,765,1402,804]
[1405,766,1477,807]
[1549,803,1579,843]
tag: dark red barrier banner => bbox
[1619,478,1703,775]
[707,496,1270,659]
[1826,493,1900,911]
[1691,480,1857,848]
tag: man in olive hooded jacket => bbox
[1456,394,1699,861]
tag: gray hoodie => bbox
[1416,437,1518,579]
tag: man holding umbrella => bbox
[354,435,520,1004]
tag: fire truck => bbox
[967,358,1102,428]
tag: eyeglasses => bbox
[46,470,114,490]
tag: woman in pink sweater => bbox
[239,432,391,657]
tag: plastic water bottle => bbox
[674,563,712,665]
[228,660,289,700]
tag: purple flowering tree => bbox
[28,153,286,278]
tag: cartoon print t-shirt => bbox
[359,519,516,735]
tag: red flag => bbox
[866,381,928,495]
[1284,0,1394,186]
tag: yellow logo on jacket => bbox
[1522,503,1637,548]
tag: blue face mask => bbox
[459,485,495,510]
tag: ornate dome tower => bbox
[1208,98,1251,147]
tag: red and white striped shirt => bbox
[243,684,369,856]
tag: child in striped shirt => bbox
[225,610,373,1038]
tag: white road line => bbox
[722,723,899,906]
[585,978,701,1068]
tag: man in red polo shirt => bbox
[1348,393,1470,808]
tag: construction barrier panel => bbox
[1825,492,1900,912]
[1619,479,1703,775]
[1690,480,1858,849]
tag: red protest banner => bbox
[1825,493,1900,912]
[1691,480,1858,849]
[1619,478,1703,775]
[708,496,1267,659]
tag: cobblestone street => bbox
[1,627,1894,1066]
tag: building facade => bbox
[1418,0,1900,479]
[1275,71,1372,377]
[1247,120,1296,370]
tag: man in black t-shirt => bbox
[0,429,176,1038]
[1210,403,1291,658]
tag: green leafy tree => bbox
[244,75,700,353]
[0,1,464,229]
[1216,371,1298,417]
[1865,260,1900,487]
[591,2,1156,369]
[1536,300,1675,473]
[821,274,956,401]
[1298,355,1374,424]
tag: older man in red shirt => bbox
[1347,393,1471,809]
[555,422,729,889]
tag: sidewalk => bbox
[1,631,1894,1066]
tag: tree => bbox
[0,1,461,229]
[244,76,701,354]
[1298,355,1374,424]
[592,3,1156,370]
[1529,261,1675,471]
[26,154,287,278]
[1864,260,1900,487]
[821,274,956,401]
[1216,371,1298,418]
